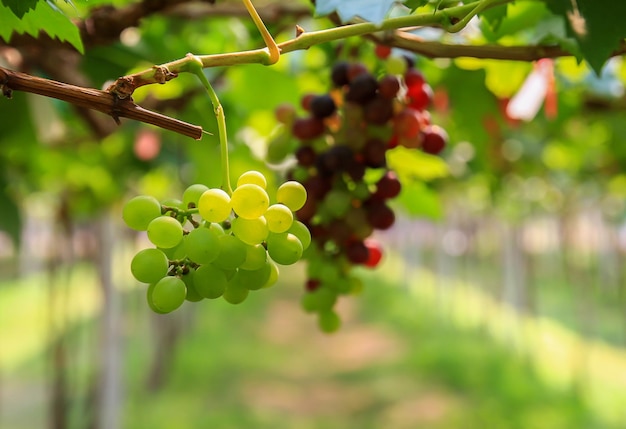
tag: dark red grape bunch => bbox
[269,56,449,332]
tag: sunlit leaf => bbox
[0,1,83,53]
[547,0,626,74]
[0,0,39,18]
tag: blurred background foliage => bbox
[1,0,626,428]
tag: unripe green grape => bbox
[301,292,318,313]
[349,276,364,294]
[231,216,269,245]
[147,216,184,249]
[151,276,186,313]
[240,243,267,270]
[385,55,408,75]
[161,198,184,209]
[146,282,168,314]
[312,287,337,311]
[318,310,341,333]
[213,234,247,270]
[122,195,162,231]
[159,239,187,260]
[198,188,232,222]
[262,259,279,288]
[276,181,307,212]
[236,260,272,291]
[130,248,169,284]
[183,184,209,208]
[204,222,225,235]
[287,220,311,250]
[223,280,249,304]
[266,127,294,164]
[324,189,351,218]
[237,170,267,189]
[192,264,227,299]
[182,269,203,302]
[267,232,303,265]
[264,204,293,233]
[231,184,269,219]
[184,227,220,264]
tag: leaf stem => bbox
[241,0,280,65]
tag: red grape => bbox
[378,75,401,99]
[421,125,448,155]
[292,117,325,140]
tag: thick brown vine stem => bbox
[0,66,203,139]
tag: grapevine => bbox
[267,52,448,332]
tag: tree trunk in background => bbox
[145,313,183,392]
[93,213,122,429]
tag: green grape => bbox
[183,184,209,208]
[146,282,168,314]
[385,55,408,75]
[236,260,272,291]
[198,188,232,222]
[231,216,269,245]
[237,170,267,189]
[311,287,337,311]
[213,234,246,270]
[147,216,184,249]
[161,198,184,209]
[240,243,267,270]
[300,292,318,313]
[130,248,169,284]
[159,239,186,260]
[193,264,227,299]
[231,184,269,219]
[318,310,341,333]
[264,204,293,233]
[276,181,307,212]
[262,259,279,288]
[151,276,187,313]
[350,276,364,294]
[323,189,351,218]
[287,220,311,250]
[122,195,162,231]
[184,227,220,264]
[204,222,225,235]
[267,232,303,265]
[223,280,249,304]
[182,269,203,302]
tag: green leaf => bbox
[0,0,40,18]
[395,180,443,220]
[479,2,508,32]
[404,0,430,12]
[387,146,449,182]
[0,1,83,53]
[0,177,21,246]
[547,0,626,74]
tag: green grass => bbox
[1,259,624,429]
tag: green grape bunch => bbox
[123,171,310,313]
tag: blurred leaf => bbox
[0,178,21,245]
[387,146,448,182]
[547,0,626,74]
[479,3,508,32]
[395,180,442,220]
[1,0,40,18]
[404,0,429,12]
[0,1,83,53]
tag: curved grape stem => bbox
[184,55,233,195]
[242,0,280,65]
